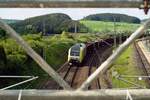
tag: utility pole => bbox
[113,16,117,48]
[74,20,77,34]
[119,32,122,44]
[42,19,46,60]
[43,19,46,36]
[145,31,149,50]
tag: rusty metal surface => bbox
[1,89,150,100]
[0,0,144,8]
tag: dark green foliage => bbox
[0,34,44,75]
[11,13,88,35]
[2,19,21,24]
[10,13,71,34]
[0,34,76,88]
[0,33,106,89]
[0,45,7,71]
[83,13,141,24]
[61,31,70,38]
[58,20,88,33]
[0,28,6,39]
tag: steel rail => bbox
[0,19,72,90]
[70,65,79,87]
[87,52,95,89]
[134,41,150,83]
[78,17,150,91]
[0,0,145,8]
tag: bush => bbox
[0,28,7,39]
[0,45,7,70]
[61,31,70,38]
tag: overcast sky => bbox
[0,8,150,20]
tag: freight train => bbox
[68,43,86,65]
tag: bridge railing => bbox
[0,89,150,100]
[0,0,145,8]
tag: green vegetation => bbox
[0,33,104,89]
[83,13,141,24]
[10,13,88,35]
[110,46,147,88]
[0,28,6,39]
[81,20,139,34]
[2,19,21,24]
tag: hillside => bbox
[3,19,21,24]
[80,20,139,34]
[10,13,88,35]
[83,13,141,24]
[141,19,148,23]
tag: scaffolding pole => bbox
[0,90,150,100]
[0,0,144,8]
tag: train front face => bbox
[68,43,85,65]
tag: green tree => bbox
[10,13,88,35]
[0,28,6,38]
[61,31,70,38]
[0,45,7,72]
[83,13,141,24]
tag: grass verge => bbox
[110,45,147,88]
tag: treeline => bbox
[83,13,141,24]
[0,33,106,89]
[0,13,141,36]
[10,13,88,35]
[3,19,21,24]
[0,29,6,38]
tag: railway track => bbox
[40,39,113,89]
[134,41,150,85]
[88,44,101,89]
[71,41,113,89]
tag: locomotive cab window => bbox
[70,45,80,56]
[70,50,80,56]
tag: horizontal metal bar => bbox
[0,0,143,1]
[0,89,150,100]
[120,75,150,78]
[0,0,144,8]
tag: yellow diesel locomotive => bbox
[68,43,86,65]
